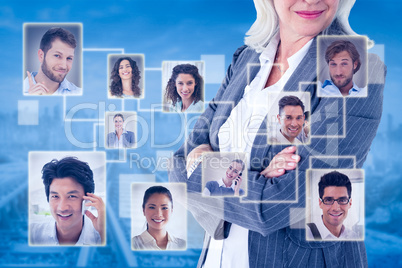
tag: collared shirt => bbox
[217,34,312,166]
[319,79,367,97]
[23,72,82,95]
[169,100,204,113]
[269,125,303,145]
[203,178,245,196]
[132,230,186,250]
[114,129,126,148]
[204,33,313,268]
[29,216,101,246]
[306,216,360,241]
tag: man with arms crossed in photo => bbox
[24,27,82,95]
[30,157,105,245]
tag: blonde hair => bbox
[244,0,368,53]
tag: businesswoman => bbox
[132,186,186,250]
[110,57,141,98]
[106,113,135,148]
[170,0,385,267]
[164,64,204,113]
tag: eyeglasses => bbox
[320,197,350,205]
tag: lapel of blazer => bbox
[250,38,318,167]
[283,38,318,93]
[225,48,262,106]
[122,132,128,147]
[211,48,262,150]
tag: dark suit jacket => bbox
[169,33,385,267]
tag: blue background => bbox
[1,0,401,267]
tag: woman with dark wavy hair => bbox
[164,64,204,113]
[110,57,141,98]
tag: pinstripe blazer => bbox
[169,34,385,267]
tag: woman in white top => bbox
[164,64,204,113]
[170,0,385,267]
[132,186,186,250]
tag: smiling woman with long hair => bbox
[110,57,141,98]
[164,64,204,113]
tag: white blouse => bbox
[132,230,186,250]
[205,33,313,268]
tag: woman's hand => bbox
[115,128,123,137]
[303,120,310,137]
[260,146,300,178]
[186,144,213,173]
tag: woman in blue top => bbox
[164,64,204,113]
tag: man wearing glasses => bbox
[307,171,358,240]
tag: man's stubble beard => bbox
[331,73,354,90]
[41,56,67,83]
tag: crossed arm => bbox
[169,53,385,237]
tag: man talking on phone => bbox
[203,159,245,197]
[29,157,105,246]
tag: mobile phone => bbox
[82,200,90,215]
[235,173,242,185]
